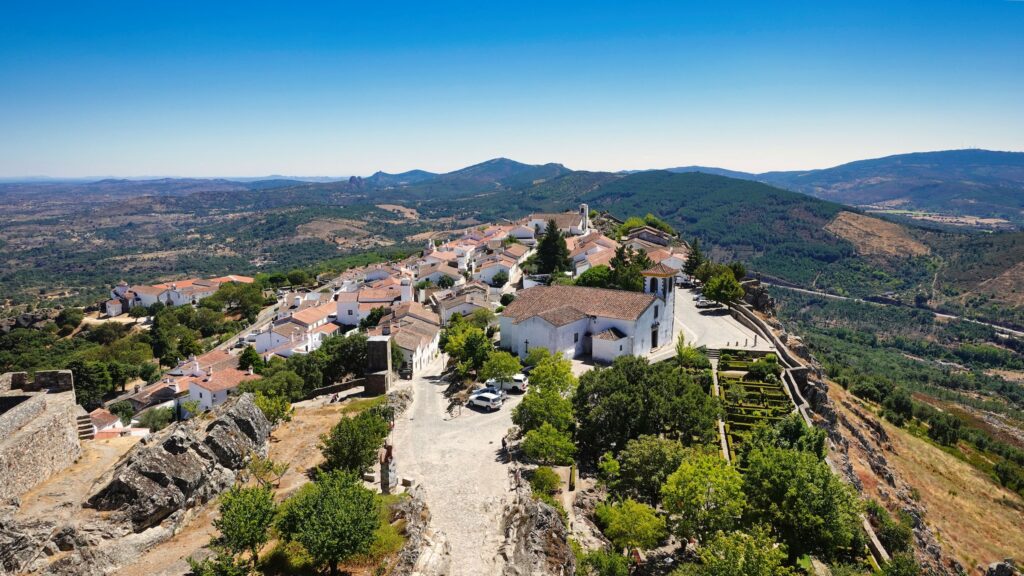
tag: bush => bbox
[500,293,516,306]
[529,466,561,495]
[320,410,389,473]
[138,407,174,431]
[594,498,666,551]
[577,549,629,576]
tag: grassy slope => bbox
[829,382,1024,570]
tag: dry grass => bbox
[825,211,930,258]
[829,382,1024,571]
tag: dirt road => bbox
[391,356,523,576]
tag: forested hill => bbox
[668,149,1024,226]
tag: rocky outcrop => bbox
[87,393,269,531]
[391,486,452,576]
[0,394,269,576]
[985,560,1020,576]
[501,493,575,576]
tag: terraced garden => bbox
[717,350,795,462]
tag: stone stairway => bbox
[76,411,94,440]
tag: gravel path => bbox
[392,356,523,576]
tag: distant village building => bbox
[109,275,254,313]
[526,204,591,236]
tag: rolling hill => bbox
[669,149,1024,227]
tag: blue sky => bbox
[1,1,1022,177]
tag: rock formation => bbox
[500,491,575,576]
[0,393,269,576]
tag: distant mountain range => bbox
[668,149,1024,225]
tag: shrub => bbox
[522,422,576,465]
[529,466,561,495]
[594,498,666,551]
[320,410,389,473]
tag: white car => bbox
[467,391,503,412]
[696,298,719,309]
[485,374,529,393]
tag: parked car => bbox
[693,292,703,301]
[399,366,413,380]
[696,298,719,309]
[478,383,508,400]
[485,374,528,393]
[467,391,503,412]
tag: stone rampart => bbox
[0,392,81,503]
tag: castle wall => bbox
[0,391,81,502]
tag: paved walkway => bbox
[391,355,523,576]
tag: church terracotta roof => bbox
[501,286,655,326]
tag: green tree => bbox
[321,332,368,383]
[512,387,574,433]
[286,269,312,286]
[276,471,380,576]
[576,265,612,288]
[243,454,290,489]
[684,238,705,277]
[237,345,263,372]
[608,246,653,292]
[595,498,667,550]
[614,435,689,505]
[55,307,84,335]
[320,410,389,473]
[437,274,456,289]
[128,306,149,320]
[522,422,576,465]
[138,406,175,431]
[214,485,277,568]
[536,220,571,274]
[138,362,160,383]
[661,451,746,541]
[686,526,795,576]
[66,359,113,409]
[526,352,577,395]
[109,400,135,425]
[529,466,561,495]
[675,335,712,370]
[703,270,744,304]
[443,325,493,377]
[574,356,718,463]
[181,399,202,418]
[480,350,522,382]
[253,391,292,425]
[359,306,389,330]
[743,446,862,561]
[577,549,629,576]
[468,307,497,330]
[491,270,509,287]
[927,412,961,446]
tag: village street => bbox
[391,354,524,576]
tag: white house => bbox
[89,408,126,436]
[473,255,518,287]
[526,204,590,236]
[187,367,261,412]
[438,291,492,325]
[499,264,676,363]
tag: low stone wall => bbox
[21,370,74,393]
[0,392,81,502]
[0,373,28,393]
[0,394,47,444]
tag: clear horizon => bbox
[2,1,1022,178]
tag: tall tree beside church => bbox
[684,237,705,277]
[608,246,654,292]
[537,220,571,275]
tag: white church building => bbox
[499,263,677,363]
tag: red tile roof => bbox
[501,285,656,326]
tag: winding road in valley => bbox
[762,282,1024,338]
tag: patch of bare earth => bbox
[828,382,1024,571]
[824,210,930,258]
[376,204,419,220]
[969,261,1024,308]
[118,400,347,576]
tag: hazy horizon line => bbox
[0,147,1019,183]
